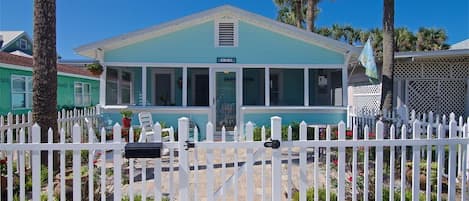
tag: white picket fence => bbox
[1,113,469,201]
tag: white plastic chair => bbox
[138,112,170,142]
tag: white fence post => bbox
[375,120,384,201]
[337,121,346,200]
[73,123,82,201]
[400,124,407,201]
[299,121,307,201]
[437,124,444,201]
[412,120,421,201]
[31,124,40,201]
[113,123,122,201]
[448,117,458,200]
[271,116,282,201]
[178,117,190,201]
[246,122,254,201]
[206,122,214,201]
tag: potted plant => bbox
[86,61,103,75]
[120,109,133,128]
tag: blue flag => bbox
[358,38,379,83]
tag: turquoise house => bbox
[75,5,359,136]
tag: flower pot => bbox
[122,117,131,128]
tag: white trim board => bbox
[0,62,100,80]
[104,62,346,69]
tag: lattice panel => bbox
[451,62,469,79]
[407,80,439,114]
[351,84,381,94]
[395,62,421,79]
[439,80,466,117]
[353,95,381,115]
[407,80,466,117]
[351,84,381,115]
[422,62,451,78]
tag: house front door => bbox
[213,69,239,132]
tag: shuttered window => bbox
[215,20,238,47]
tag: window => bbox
[309,69,343,106]
[270,69,304,106]
[215,19,238,47]
[11,75,32,109]
[19,39,27,50]
[152,68,182,106]
[106,68,133,105]
[188,68,209,106]
[243,68,265,105]
[74,82,91,106]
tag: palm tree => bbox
[416,27,449,51]
[33,0,58,166]
[274,0,304,28]
[276,6,297,26]
[395,27,416,52]
[331,24,344,40]
[316,27,332,37]
[380,0,394,112]
[306,0,319,32]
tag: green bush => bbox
[253,122,317,141]
[292,187,337,201]
[121,195,170,201]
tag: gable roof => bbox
[451,38,469,50]
[75,5,359,58]
[0,52,98,79]
[0,31,32,50]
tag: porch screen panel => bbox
[188,68,209,106]
[270,69,303,106]
[243,68,265,105]
[152,67,182,106]
[106,68,118,105]
[309,69,342,106]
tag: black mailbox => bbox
[124,142,162,158]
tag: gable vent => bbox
[215,20,238,47]
[218,23,234,46]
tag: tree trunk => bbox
[295,0,303,28]
[306,0,317,32]
[380,0,394,113]
[33,0,58,168]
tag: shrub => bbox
[292,187,337,201]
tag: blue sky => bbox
[0,0,468,59]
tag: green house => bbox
[0,31,33,56]
[0,52,100,115]
[75,5,360,137]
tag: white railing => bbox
[1,114,468,201]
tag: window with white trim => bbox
[215,19,238,47]
[11,75,32,109]
[19,39,27,50]
[106,68,133,105]
[74,82,91,106]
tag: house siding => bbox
[0,65,99,115]
[104,21,344,64]
[2,35,33,55]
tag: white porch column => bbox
[141,66,147,106]
[265,67,270,106]
[209,67,214,123]
[343,53,352,106]
[97,49,106,106]
[99,67,107,106]
[304,68,309,106]
[182,66,188,107]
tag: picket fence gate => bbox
[1,114,469,201]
